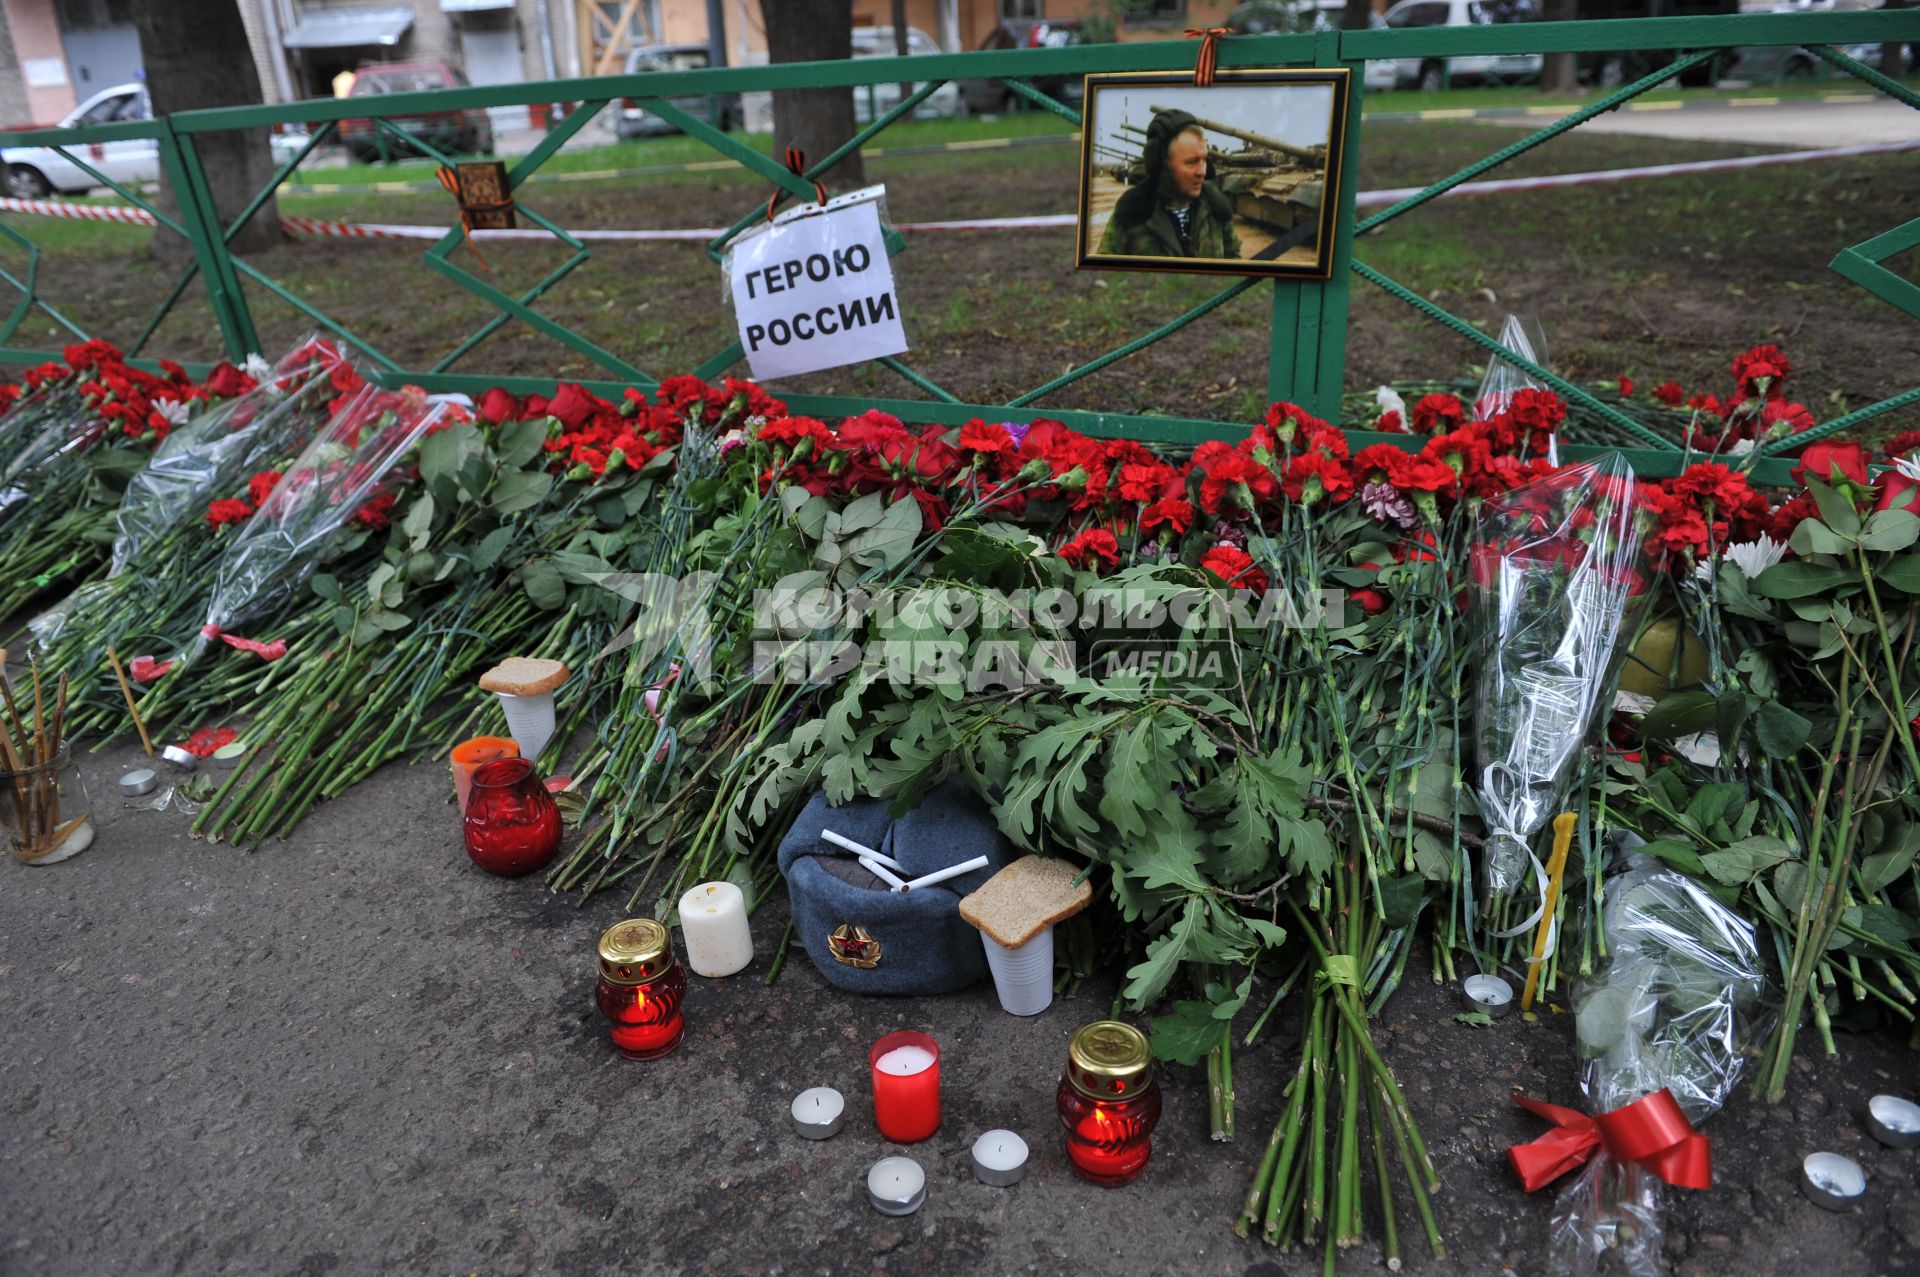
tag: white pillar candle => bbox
[874,1043,937,1076]
[790,1087,845,1140]
[678,881,753,977]
[867,1156,926,1215]
[970,1129,1029,1186]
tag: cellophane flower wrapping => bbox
[1475,314,1552,421]
[195,382,452,654]
[1549,854,1771,1276]
[0,374,95,515]
[108,338,356,575]
[1471,454,1651,895]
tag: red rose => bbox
[478,387,522,425]
[1059,528,1121,573]
[1653,380,1685,406]
[545,382,603,430]
[353,491,398,531]
[206,498,253,527]
[1201,544,1266,592]
[1876,472,1920,517]
[204,362,255,398]
[1790,441,1870,491]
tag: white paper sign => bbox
[728,199,907,381]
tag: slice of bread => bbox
[478,656,570,696]
[958,854,1092,949]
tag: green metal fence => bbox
[0,10,1916,483]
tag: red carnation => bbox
[1116,461,1175,504]
[1653,380,1685,406]
[1411,393,1467,433]
[1141,497,1194,538]
[1618,375,1635,398]
[1732,344,1791,400]
[247,470,282,509]
[353,491,398,531]
[206,498,253,527]
[1887,430,1920,460]
[1282,453,1353,505]
[1200,544,1266,592]
[957,419,1016,455]
[1199,451,1277,517]
[1350,587,1388,616]
[183,726,238,759]
[1059,528,1121,573]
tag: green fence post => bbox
[1266,30,1360,422]
[155,120,258,361]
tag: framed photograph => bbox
[1077,69,1352,280]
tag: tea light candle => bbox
[678,881,753,977]
[870,1030,941,1143]
[971,1129,1029,1186]
[1800,1151,1866,1210]
[867,1156,926,1216]
[1461,973,1515,1019]
[790,1087,845,1140]
[1867,1095,1920,1149]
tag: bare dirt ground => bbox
[4,119,1917,433]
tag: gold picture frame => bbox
[1076,68,1352,280]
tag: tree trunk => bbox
[1539,0,1580,95]
[132,1,284,260]
[1342,0,1373,31]
[892,0,911,108]
[763,0,865,189]
[1883,42,1910,81]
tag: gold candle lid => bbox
[1067,1020,1154,1100]
[598,918,675,984]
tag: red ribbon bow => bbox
[765,148,830,223]
[1508,1089,1712,1193]
[1185,27,1231,87]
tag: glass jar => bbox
[1057,1020,1162,1186]
[462,756,561,876]
[595,918,687,1060]
[2,743,94,866]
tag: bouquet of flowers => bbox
[190,381,454,664]
[1471,455,1652,901]
[1510,852,1771,1276]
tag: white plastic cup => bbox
[981,928,1054,1016]
[496,692,556,761]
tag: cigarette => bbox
[823,829,905,870]
[898,856,990,894]
[859,856,909,891]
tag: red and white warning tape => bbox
[4,139,1914,242]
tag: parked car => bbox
[3,83,305,197]
[849,27,965,120]
[1225,2,1402,90]
[1725,0,1911,80]
[956,19,1090,115]
[1381,0,1544,90]
[614,43,741,138]
[340,62,493,164]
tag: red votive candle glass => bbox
[870,1030,941,1143]
[595,918,686,1060]
[463,756,562,876]
[1057,1020,1162,1186]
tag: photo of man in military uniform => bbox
[1078,70,1352,280]
[1097,109,1243,260]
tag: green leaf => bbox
[1096,715,1163,842]
[369,608,412,632]
[1121,898,1201,1007]
[310,573,341,601]
[1641,690,1717,742]
[496,418,547,468]
[1752,560,1854,599]
[1861,823,1919,895]
[401,493,435,551]
[1685,782,1744,831]
[1789,517,1852,557]
[1699,835,1792,887]
[1881,552,1920,594]
[1379,872,1426,930]
[1805,475,1862,537]
[1861,509,1920,554]
[492,468,554,517]
[419,421,483,502]
[1148,999,1230,1066]
[1752,701,1811,758]
[1453,1011,1494,1028]
[470,525,515,572]
[1638,837,1706,877]
[521,557,566,610]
